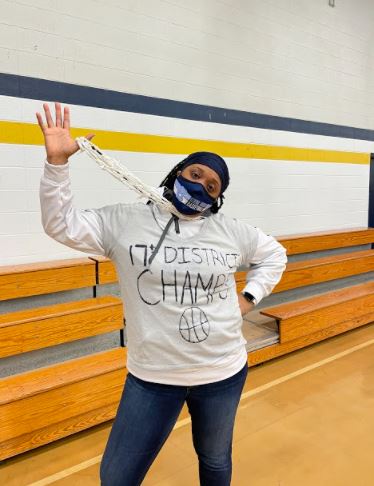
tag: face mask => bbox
[172,174,216,215]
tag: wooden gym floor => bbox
[1,323,373,486]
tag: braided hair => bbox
[149,159,226,214]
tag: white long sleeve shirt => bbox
[39,159,287,385]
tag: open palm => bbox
[36,102,94,165]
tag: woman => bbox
[37,102,287,486]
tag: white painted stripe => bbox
[26,456,103,486]
[25,337,374,486]
[240,338,374,400]
[2,95,374,154]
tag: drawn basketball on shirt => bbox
[179,306,210,343]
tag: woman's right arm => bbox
[38,102,108,256]
[40,159,108,256]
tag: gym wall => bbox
[0,0,373,265]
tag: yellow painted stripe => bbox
[0,120,369,164]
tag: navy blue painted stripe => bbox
[1,72,374,142]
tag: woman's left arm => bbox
[238,293,256,316]
[241,226,287,307]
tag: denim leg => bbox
[186,363,248,486]
[100,372,186,486]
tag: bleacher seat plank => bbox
[0,258,96,301]
[0,347,126,405]
[0,349,126,459]
[89,255,118,284]
[280,302,373,343]
[260,282,374,343]
[261,282,374,319]
[273,249,374,292]
[248,320,374,367]
[235,250,374,293]
[0,296,124,358]
[277,227,374,255]
[236,250,374,294]
[235,271,247,293]
[1,370,124,442]
[1,403,117,460]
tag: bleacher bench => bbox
[0,259,125,460]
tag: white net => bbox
[75,137,197,220]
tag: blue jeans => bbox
[100,361,248,486]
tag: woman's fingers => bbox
[38,102,71,131]
[86,133,95,141]
[35,112,45,133]
[43,103,54,128]
[55,102,62,127]
[63,106,70,130]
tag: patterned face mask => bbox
[172,174,216,215]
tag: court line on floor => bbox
[240,338,374,401]
[27,338,374,486]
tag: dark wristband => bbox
[242,291,256,305]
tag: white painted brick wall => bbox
[0,0,374,126]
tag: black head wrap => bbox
[179,152,230,194]
[157,151,230,214]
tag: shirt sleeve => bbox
[39,159,116,258]
[242,226,287,305]
[229,218,287,305]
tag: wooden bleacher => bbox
[245,227,374,364]
[237,249,374,293]
[276,227,374,254]
[0,258,97,300]
[0,296,123,358]
[0,259,126,460]
[0,227,373,460]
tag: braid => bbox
[158,160,186,191]
[211,194,225,214]
[147,159,226,213]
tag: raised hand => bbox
[36,102,94,165]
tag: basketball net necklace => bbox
[76,137,198,221]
